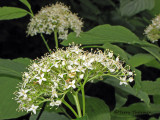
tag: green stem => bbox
[62,100,78,118]
[54,31,59,49]
[72,92,82,118]
[87,74,100,82]
[29,9,34,17]
[40,34,51,53]
[81,86,85,116]
[102,74,119,79]
[59,107,72,119]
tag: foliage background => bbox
[0,0,160,120]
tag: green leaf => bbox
[0,7,28,20]
[102,77,150,106]
[145,59,160,69]
[13,57,31,67]
[0,58,31,119]
[142,45,160,62]
[111,116,136,120]
[112,103,160,116]
[128,53,155,67]
[30,111,69,120]
[114,88,128,110]
[19,0,31,10]
[153,95,160,104]
[0,58,30,78]
[0,76,27,119]
[120,0,155,17]
[75,115,88,120]
[102,43,128,61]
[61,24,141,46]
[150,0,160,15]
[133,69,142,92]
[85,96,110,120]
[141,81,160,95]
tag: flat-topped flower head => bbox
[144,14,160,43]
[27,2,83,40]
[14,44,134,114]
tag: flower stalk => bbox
[40,34,51,53]
[54,31,59,49]
[62,99,78,118]
[72,91,82,118]
[81,86,86,116]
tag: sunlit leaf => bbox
[0,58,30,77]
[128,53,154,67]
[19,0,31,10]
[145,59,160,69]
[141,81,160,95]
[0,7,28,20]
[61,24,141,46]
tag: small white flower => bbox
[42,66,50,72]
[18,89,29,100]
[108,52,113,58]
[119,77,128,85]
[70,46,83,54]
[32,63,39,69]
[68,72,76,78]
[63,82,69,90]
[79,74,84,79]
[89,58,95,63]
[55,100,62,106]
[58,73,66,78]
[50,100,55,106]
[109,68,115,73]
[77,66,86,73]
[67,80,76,89]
[36,73,46,85]
[51,88,58,98]
[62,60,66,66]
[128,72,133,76]
[24,72,30,78]
[67,65,73,70]
[116,57,119,62]
[52,61,59,68]
[120,81,128,85]
[128,77,134,82]
[83,62,93,70]
[27,104,39,114]
[54,82,58,88]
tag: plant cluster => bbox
[14,44,133,114]
[27,3,83,40]
[145,14,160,43]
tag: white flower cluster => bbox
[144,15,160,43]
[14,45,134,114]
[27,3,83,40]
